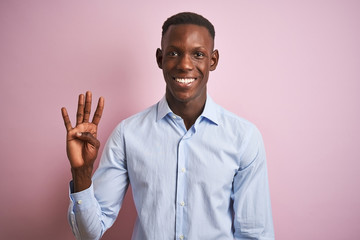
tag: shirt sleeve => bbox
[67,122,130,240]
[232,125,275,240]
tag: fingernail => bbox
[76,132,82,137]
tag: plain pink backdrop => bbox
[1,1,359,239]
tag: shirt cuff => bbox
[69,181,95,211]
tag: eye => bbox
[194,52,205,58]
[168,51,178,57]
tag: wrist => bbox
[71,166,93,192]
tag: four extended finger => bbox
[61,107,73,131]
[92,96,104,126]
[76,94,85,125]
[83,91,92,122]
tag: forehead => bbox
[161,24,214,49]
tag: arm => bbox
[62,92,129,239]
[67,123,129,240]
[232,126,275,240]
[62,91,104,239]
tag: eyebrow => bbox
[165,45,209,51]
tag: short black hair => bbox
[162,12,215,40]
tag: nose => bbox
[177,54,193,71]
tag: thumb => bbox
[76,132,100,149]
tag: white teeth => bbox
[175,78,195,84]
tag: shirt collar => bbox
[156,95,173,121]
[200,95,219,126]
[156,94,219,126]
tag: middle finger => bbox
[83,91,92,122]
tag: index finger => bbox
[92,96,104,126]
[61,107,73,131]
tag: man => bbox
[62,12,274,240]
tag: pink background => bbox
[1,1,359,239]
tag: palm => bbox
[61,92,104,169]
[67,122,98,168]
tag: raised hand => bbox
[61,91,104,192]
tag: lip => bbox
[172,77,197,86]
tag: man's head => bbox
[161,12,215,42]
[156,12,219,106]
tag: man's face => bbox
[156,24,219,105]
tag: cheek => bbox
[162,62,175,74]
[197,62,210,75]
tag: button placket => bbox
[175,135,189,239]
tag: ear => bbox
[156,48,163,69]
[210,49,219,71]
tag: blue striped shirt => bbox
[68,95,274,240]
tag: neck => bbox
[166,93,206,130]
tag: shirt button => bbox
[179,235,184,240]
[180,201,185,206]
[76,200,82,205]
[181,168,186,173]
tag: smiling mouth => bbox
[174,77,196,84]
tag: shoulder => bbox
[215,104,265,166]
[124,103,157,124]
[215,103,260,138]
[112,102,158,134]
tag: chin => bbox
[174,94,193,103]
[166,90,190,102]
